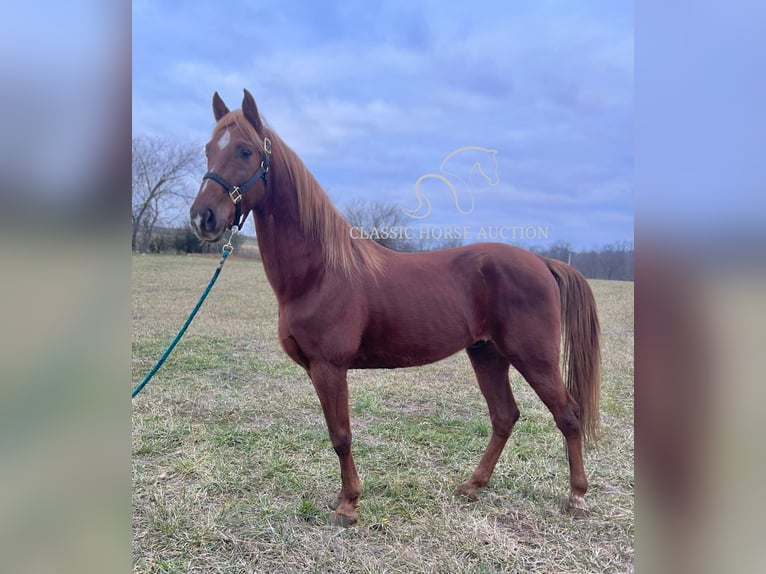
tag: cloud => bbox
[132,1,632,246]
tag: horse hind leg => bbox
[457,342,519,499]
[505,342,590,517]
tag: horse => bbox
[402,146,500,220]
[190,90,601,526]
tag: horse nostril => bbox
[203,208,216,232]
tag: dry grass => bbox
[132,254,633,573]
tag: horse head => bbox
[190,90,271,241]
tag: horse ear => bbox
[212,92,230,121]
[242,89,263,133]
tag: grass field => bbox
[132,254,634,573]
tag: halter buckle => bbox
[263,137,272,155]
[229,186,242,204]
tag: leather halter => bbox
[202,137,272,230]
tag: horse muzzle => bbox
[190,207,225,242]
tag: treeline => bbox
[342,200,634,281]
[135,226,255,257]
[530,240,634,281]
[138,225,632,281]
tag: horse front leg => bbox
[309,361,361,526]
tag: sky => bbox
[132,0,633,250]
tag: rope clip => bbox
[223,226,239,254]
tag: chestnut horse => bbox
[190,90,601,526]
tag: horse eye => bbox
[240,148,252,159]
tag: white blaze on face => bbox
[200,179,210,194]
[217,129,231,150]
[192,214,203,232]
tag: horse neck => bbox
[250,161,328,303]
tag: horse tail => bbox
[543,258,601,445]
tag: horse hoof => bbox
[566,495,589,519]
[455,483,479,501]
[331,511,358,527]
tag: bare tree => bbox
[529,240,633,280]
[545,240,573,263]
[132,136,203,252]
[343,199,464,252]
[408,233,464,252]
[343,199,411,251]
[598,241,634,280]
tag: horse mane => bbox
[215,110,385,278]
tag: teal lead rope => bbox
[132,228,238,399]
